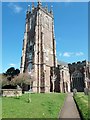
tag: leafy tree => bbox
[4,67,20,77]
[3,67,20,82]
[15,69,20,76]
[1,67,20,88]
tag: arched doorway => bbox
[71,70,85,92]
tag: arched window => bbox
[71,70,84,91]
[28,53,32,60]
[28,63,32,72]
[30,18,31,30]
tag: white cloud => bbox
[59,53,62,56]
[9,63,16,67]
[14,5,22,13]
[59,51,84,57]
[8,3,22,13]
[63,52,73,57]
[75,52,84,56]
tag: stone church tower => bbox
[20,2,56,93]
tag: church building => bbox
[20,2,56,93]
[68,60,90,92]
[20,2,90,93]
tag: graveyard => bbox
[2,93,66,118]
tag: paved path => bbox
[59,93,81,119]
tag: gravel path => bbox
[59,93,81,119]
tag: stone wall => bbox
[1,89,22,97]
[53,64,70,93]
[68,60,90,91]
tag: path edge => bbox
[73,95,84,120]
[58,93,68,119]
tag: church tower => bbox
[20,2,56,93]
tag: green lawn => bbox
[74,92,88,120]
[2,93,66,118]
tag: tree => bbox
[4,67,15,77]
[12,70,35,102]
[15,69,20,76]
[3,67,20,82]
[12,70,35,89]
[1,67,20,88]
[3,67,20,78]
[0,74,9,88]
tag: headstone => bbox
[84,88,89,95]
[73,88,77,96]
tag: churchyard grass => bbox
[2,93,66,118]
[74,92,88,120]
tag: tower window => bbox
[28,53,32,60]
[28,63,32,72]
[30,46,33,51]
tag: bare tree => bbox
[0,75,9,88]
[11,70,35,101]
[12,69,35,89]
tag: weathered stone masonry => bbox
[20,2,56,93]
